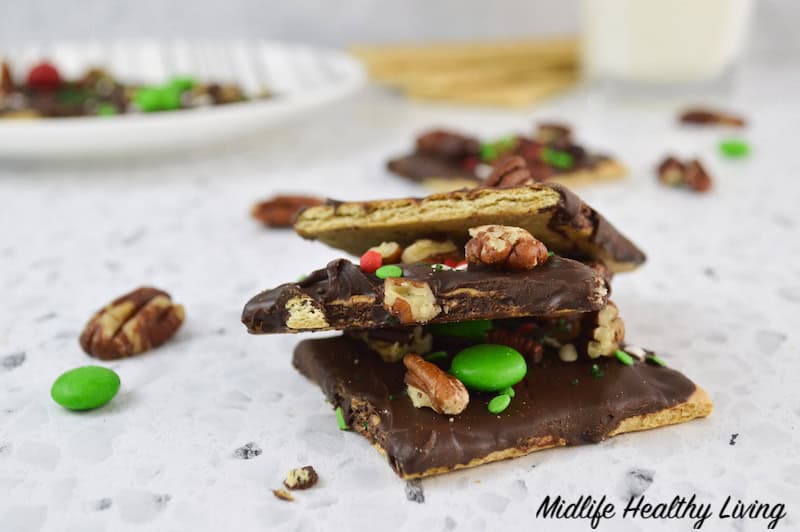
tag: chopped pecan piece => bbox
[465,225,549,271]
[536,122,572,146]
[368,241,403,264]
[79,287,185,360]
[656,156,713,193]
[584,301,625,358]
[383,279,441,324]
[403,354,469,415]
[400,239,459,264]
[684,160,712,192]
[679,108,746,127]
[283,466,318,490]
[251,195,323,228]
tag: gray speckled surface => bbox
[1,61,799,531]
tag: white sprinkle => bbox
[623,345,646,360]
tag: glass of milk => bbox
[581,0,754,90]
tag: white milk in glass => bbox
[582,0,753,84]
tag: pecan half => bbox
[486,328,543,363]
[383,279,441,324]
[283,466,318,490]
[416,129,481,159]
[272,489,294,502]
[465,225,549,271]
[656,156,712,193]
[251,195,323,228]
[484,155,533,188]
[79,287,185,360]
[679,108,745,127]
[403,354,469,415]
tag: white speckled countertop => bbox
[1,62,799,532]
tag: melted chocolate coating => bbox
[242,256,606,334]
[387,154,480,183]
[293,335,698,477]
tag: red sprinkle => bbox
[517,322,536,335]
[360,250,383,273]
[443,258,459,268]
[26,62,62,91]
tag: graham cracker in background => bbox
[351,37,579,107]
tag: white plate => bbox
[0,40,366,158]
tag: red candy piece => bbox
[461,156,479,171]
[27,62,62,91]
[443,258,459,268]
[360,250,383,273]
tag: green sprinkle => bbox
[296,274,308,282]
[646,355,667,367]
[547,251,554,257]
[432,263,445,272]
[388,394,396,401]
[335,406,348,430]
[488,393,511,414]
[56,86,88,105]
[96,103,117,116]
[570,378,579,386]
[542,147,574,169]
[500,386,515,398]
[363,421,369,431]
[591,364,604,379]
[719,139,750,158]
[615,349,634,366]
[424,351,448,362]
[375,265,403,279]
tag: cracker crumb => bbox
[272,489,294,502]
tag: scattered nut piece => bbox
[465,225,549,271]
[1,61,13,94]
[383,278,441,324]
[272,489,294,502]
[656,156,712,193]
[585,302,625,358]
[486,328,543,363]
[679,108,745,127]
[416,130,481,159]
[284,466,319,490]
[368,241,403,264]
[79,287,185,360]
[684,160,712,192]
[403,354,469,415]
[400,239,459,264]
[559,343,578,362]
[251,195,323,228]
[536,122,572,146]
[484,155,533,188]
[657,156,685,187]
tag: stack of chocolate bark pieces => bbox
[241,176,712,479]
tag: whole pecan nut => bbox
[79,287,185,359]
[415,129,481,159]
[403,354,469,415]
[251,195,323,228]
[679,108,745,127]
[484,155,534,188]
[465,225,549,271]
[283,466,319,490]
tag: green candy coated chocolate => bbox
[159,87,182,111]
[615,349,634,366]
[168,76,196,91]
[429,319,493,341]
[450,344,527,392]
[646,355,667,367]
[133,87,164,112]
[488,393,511,414]
[500,386,515,397]
[335,406,348,430]
[50,366,120,411]
[375,265,403,279]
[719,139,750,158]
[591,363,604,379]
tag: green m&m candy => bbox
[428,319,493,341]
[450,344,527,392]
[51,366,120,411]
[168,76,196,92]
[719,139,750,158]
[375,265,403,279]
